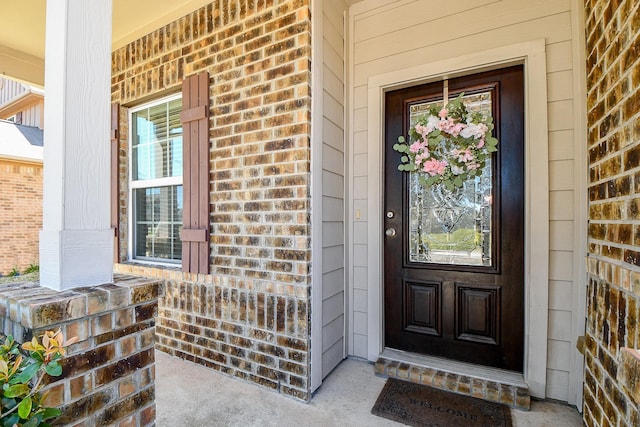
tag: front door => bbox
[384,66,524,371]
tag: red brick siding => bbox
[111,0,313,400]
[0,159,42,276]
[584,0,640,425]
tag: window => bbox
[129,95,183,263]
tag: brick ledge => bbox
[0,274,161,329]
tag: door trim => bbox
[365,39,550,398]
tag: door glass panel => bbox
[408,91,494,266]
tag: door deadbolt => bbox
[386,211,395,219]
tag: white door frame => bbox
[365,39,550,398]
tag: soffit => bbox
[1,0,365,59]
[0,0,365,84]
[0,0,219,62]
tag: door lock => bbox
[386,211,395,219]
[385,228,396,237]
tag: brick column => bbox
[583,0,640,425]
[0,275,159,426]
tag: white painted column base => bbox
[40,230,113,290]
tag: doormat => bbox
[371,378,512,427]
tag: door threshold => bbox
[375,348,530,410]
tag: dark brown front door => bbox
[384,66,524,371]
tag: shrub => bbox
[0,331,77,427]
[23,265,39,275]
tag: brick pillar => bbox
[584,0,640,425]
[0,275,159,426]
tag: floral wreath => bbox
[393,93,498,190]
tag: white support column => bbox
[40,0,114,290]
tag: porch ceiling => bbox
[2,0,366,86]
[1,0,366,86]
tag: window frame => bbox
[127,93,183,266]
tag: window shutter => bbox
[111,103,120,262]
[180,72,210,274]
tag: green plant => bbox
[7,269,19,278]
[0,330,77,427]
[23,265,39,275]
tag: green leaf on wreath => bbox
[398,136,405,143]
[453,177,463,188]
[401,156,408,163]
[486,146,498,153]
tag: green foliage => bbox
[0,331,77,426]
[23,265,39,275]
[7,269,19,278]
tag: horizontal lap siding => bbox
[322,0,347,378]
[350,0,581,402]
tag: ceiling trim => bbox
[0,45,45,87]
[0,92,44,119]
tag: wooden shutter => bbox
[111,103,120,262]
[180,72,210,274]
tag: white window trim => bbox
[127,93,183,265]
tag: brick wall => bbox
[111,0,313,400]
[584,0,640,425]
[0,275,159,426]
[0,159,42,275]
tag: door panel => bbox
[384,66,524,371]
[404,280,441,336]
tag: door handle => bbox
[385,228,396,237]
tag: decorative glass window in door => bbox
[408,91,494,267]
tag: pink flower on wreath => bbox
[437,119,465,137]
[466,162,480,171]
[477,138,485,149]
[415,124,429,137]
[422,159,448,176]
[454,148,474,163]
[410,140,426,154]
[415,149,430,162]
[438,108,448,119]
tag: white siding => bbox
[0,79,44,129]
[348,0,585,403]
[321,0,348,378]
[18,100,45,128]
[0,78,28,107]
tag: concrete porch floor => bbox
[155,351,583,426]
